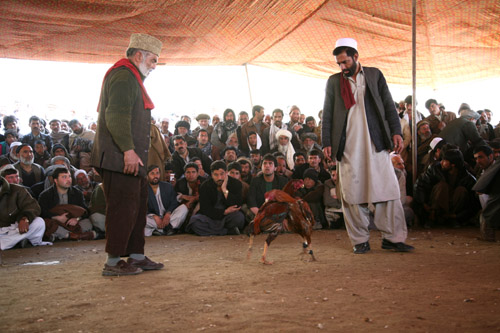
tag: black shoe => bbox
[381,239,414,252]
[353,242,370,254]
[20,239,32,248]
[227,226,241,235]
[165,228,177,236]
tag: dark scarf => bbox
[100,58,154,110]
[199,141,213,158]
[340,74,356,110]
[216,120,238,143]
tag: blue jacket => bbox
[147,181,179,216]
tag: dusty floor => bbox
[1,228,500,332]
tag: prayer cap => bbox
[334,38,357,52]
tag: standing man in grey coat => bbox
[321,38,414,254]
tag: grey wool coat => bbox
[321,66,402,161]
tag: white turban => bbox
[276,129,295,170]
[275,129,292,141]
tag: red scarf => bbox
[340,74,356,110]
[99,58,154,111]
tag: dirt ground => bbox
[1,227,500,332]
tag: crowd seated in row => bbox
[1,100,499,250]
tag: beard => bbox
[343,60,358,77]
[149,177,160,185]
[20,156,34,165]
[419,132,432,141]
[9,150,19,162]
[138,59,152,77]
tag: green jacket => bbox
[91,65,151,177]
[0,176,41,227]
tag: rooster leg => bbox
[261,233,278,265]
[247,234,254,260]
[302,240,309,254]
[307,244,317,261]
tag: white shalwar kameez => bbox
[338,70,407,245]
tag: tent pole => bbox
[411,0,417,185]
[244,63,254,109]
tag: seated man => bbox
[174,162,205,226]
[414,149,478,228]
[38,167,96,241]
[247,154,288,219]
[190,157,209,180]
[236,157,253,185]
[146,165,189,236]
[74,169,98,206]
[275,155,292,179]
[174,120,197,147]
[193,128,220,161]
[68,119,94,172]
[227,161,250,206]
[293,152,307,169]
[33,140,51,168]
[171,135,212,179]
[48,119,70,148]
[0,129,19,157]
[1,165,35,197]
[294,168,326,229]
[473,145,496,241]
[0,176,48,250]
[323,165,344,229]
[21,116,53,152]
[243,131,262,156]
[222,146,238,165]
[51,144,74,165]
[271,129,295,170]
[191,114,213,139]
[187,160,244,236]
[472,150,499,242]
[13,144,46,188]
[249,149,262,175]
[89,183,106,235]
[292,149,330,183]
[300,132,322,154]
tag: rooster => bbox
[247,179,317,264]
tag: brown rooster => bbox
[247,179,317,264]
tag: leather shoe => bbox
[127,256,164,271]
[381,239,414,252]
[353,242,370,254]
[69,231,96,241]
[102,260,142,276]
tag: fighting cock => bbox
[247,179,317,264]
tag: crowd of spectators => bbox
[1,100,499,250]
